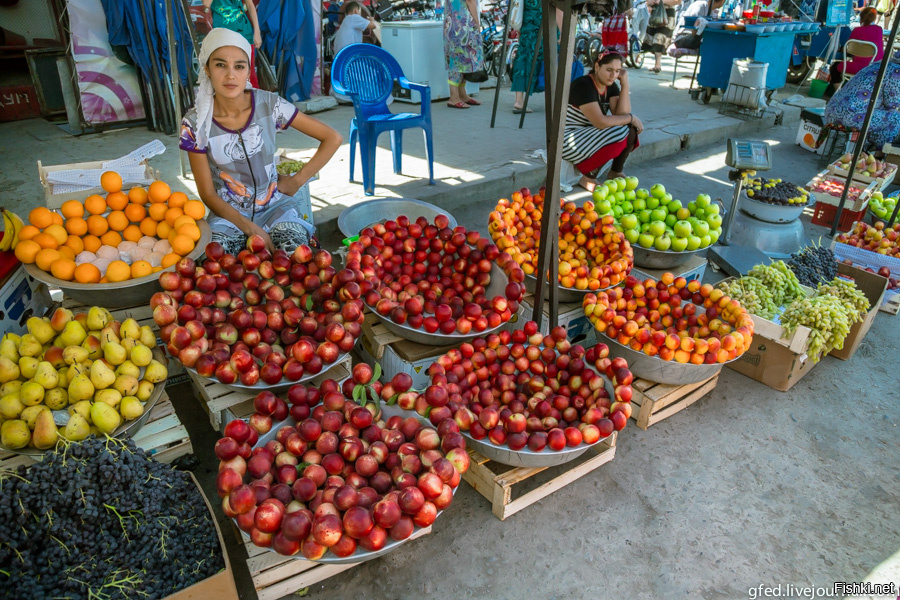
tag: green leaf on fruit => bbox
[372,363,382,383]
[297,462,311,471]
[305,296,313,311]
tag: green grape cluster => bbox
[780,295,854,360]
[716,277,777,319]
[748,261,805,306]
[816,277,870,317]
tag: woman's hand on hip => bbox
[277,173,307,197]
[242,218,275,253]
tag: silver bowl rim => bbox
[184,351,351,392]
[337,198,458,238]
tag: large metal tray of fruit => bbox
[247,412,455,565]
[1,348,168,456]
[184,351,350,393]
[522,272,623,304]
[365,263,510,346]
[740,194,806,224]
[598,332,736,385]
[337,198,458,238]
[630,245,710,270]
[24,220,211,309]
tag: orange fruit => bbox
[87,215,109,236]
[100,277,109,283]
[139,218,158,237]
[161,253,180,268]
[32,232,58,250]
[82,235,101,253]
[61,200,85,219]
[100,231,122,247]
[153,266,162,273]
[171,234,195,256]
[167,191,188,208]
[183,200,206,220]
[65,217,88,236]
[177,223,202,243]
[106,191,129,211]
[64,235,84,255]
[57,246,75,261]
[50,212,63,226]
[107,211,129,231]
[14,240,41,263]
[148,181,171,203]
[172,215,196,231]
[123,225,142,242]
[148,203,167,221]
[50,258,77,281]
[44,224,68,245]
[101,171,122,193]
[164,207,184,226]
[18,225,40,241]
[128,186,148,205]
[131,260,153,279]
[35,248,61,271]
[125,203,146,223]
[106,260,131,282]
[74,263,102,283]
[156,222,172,240]
[85,195,107,215]
[29,207,54,228]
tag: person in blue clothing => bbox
[202,0,262,87]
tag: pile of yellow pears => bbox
[0,306,168,451]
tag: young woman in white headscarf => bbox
[179,28,342,254]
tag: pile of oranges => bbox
[14,171,206,284]
[488,187,633,291]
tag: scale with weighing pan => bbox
[708,138,811,277]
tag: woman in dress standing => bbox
[510,5,562,113]
[444,0,484,108]
[644,0,681,73]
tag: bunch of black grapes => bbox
[787,245,838,287]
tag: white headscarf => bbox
[195,28,254,149]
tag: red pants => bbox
[250,46,259,88]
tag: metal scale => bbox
[708,138,811,277]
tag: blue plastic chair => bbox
[331,44,435,196]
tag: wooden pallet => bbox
[0,392,192,469]
[630,373,719,430]
[463,432,617,521]
[235,523,432,600]
[189,355,352,432]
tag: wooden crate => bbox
[235,523,432,600]
[880,290,900,315]
[0,392,192,469]
[190,354,352,432]
[462,432,617,521]
[630,373,719,430]
[360,312,405,360]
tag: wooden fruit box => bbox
[38,158,159,209]
[827,160,897,189]
[234,523,432,600]
[0,392,192,470]
[191,354,352,433]
[805,169,877,212]
[630,373,719,430]
[462,432,617,521]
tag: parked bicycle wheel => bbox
[588,38,603,65]
[575,33,591,67]
[627,35,644,69]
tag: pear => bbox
[90,402,121,435]
[86,306,111,331]
[116,361,141,378]
[32,410,59,450]
[95,388,122,409]
[18,356,38,379]
[33,361,59,390]
[21,405,49,430]
[113,374,139,397]
[49,307,74,333]
[130,344,153,368]
[27,317,56,345]
[57,321,87,348]
[0,393,24,419]
[89,360,116,390]
[63,413,90,441]
[44,388,68,410]
[0,337,19,363]
[82,335,103,360]
[102,342,127,366]
[89,426,102,437]
[1,420,30,449]
[63,345,88,366]
[143,360,168,384]
[42,346,66,369]
[120,318,141,341]
[68,400,92,422]
[135,380,155,402]
[67,362,88,381]
[19,381,45,406]
[139,326,157,349]
[56,368,69,389]
[2,333,21,345]
[120,338,137,354]
[17,334,43,358]
[0,380,22,397]
[99,326,119,346]
[0,356,20,383]
[119,396,144,420]
[67,373,95,403]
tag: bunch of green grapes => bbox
[780,295,854,360]
[747,261,804,306]
[816,277,870,318]
[717,277,777,318]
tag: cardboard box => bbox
[828,263,888,360]
[796,118,825,155]
[883,143,900,169]
[831,239,900,313]
[727,337,819,392]
[0,264,53,336]
[37,159,158,209]
[631,254,708,284]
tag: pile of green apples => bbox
[591,178,723,252]
[868,192,898,221]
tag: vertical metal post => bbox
[490,0,515,128]
[165,0,187,176]
[531,0,575,331]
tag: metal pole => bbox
[830,14,900,235]
[519,24,543,128]
[165,0,187,175]
[490,0,514,128]
[531,0,575,330]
